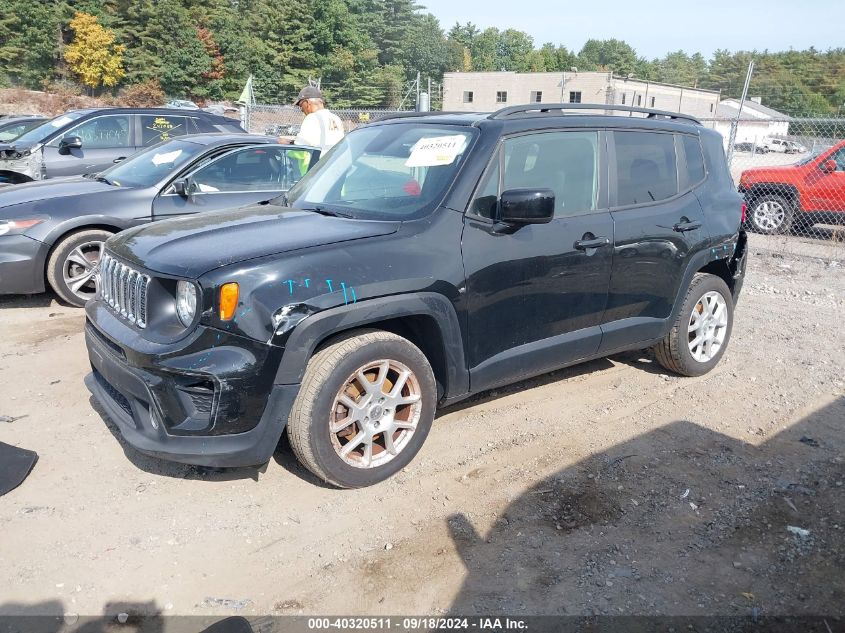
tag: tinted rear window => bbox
[614,131,678,206]
[680,135,706,186]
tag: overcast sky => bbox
[420,0,845,59]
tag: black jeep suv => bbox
[85,104,748,488]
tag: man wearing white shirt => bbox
[279,85,345,153]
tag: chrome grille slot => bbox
[99,254,151,328]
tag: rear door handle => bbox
[574,236,611,250]
[673,220,702,232]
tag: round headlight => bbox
[176,280,197,327]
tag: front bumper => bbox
[84,300,297,467]
[0,234,48,295]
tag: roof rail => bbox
[371,110,470,122]
[488,103,701,125]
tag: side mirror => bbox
[60,136,83,151]
[172,178,190,197]
[821,160,837,173]
[500,188,555,224]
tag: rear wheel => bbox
[653,273,734,377]
[747,194,794,234]
[286,329,437,488]
[46,229,113,307]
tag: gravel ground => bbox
[0,233,843,622]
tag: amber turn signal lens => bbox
[219,283,239,321]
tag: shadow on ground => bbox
[442,397,845,618]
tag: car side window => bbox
[53,115,131,149]
[831,148,845,171]
[501,131,600,218]
[680,135,706,187]
[613,131,678,206]
[190,147,311,193]
[140,116,191,146]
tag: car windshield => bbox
[98,139,205,188]
[795,150,826,166]
[284,123,477,220]
[10,111,88,145]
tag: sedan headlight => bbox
[176,280,198,327]
[0,217,47,236]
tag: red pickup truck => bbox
[739,139,845,234]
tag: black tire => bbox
[286,329,437,488]
[653,273,734,377]
[746,193,794,235]
[46,229,112,307]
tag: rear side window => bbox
[680,135,706,186]
[140,115,191,146]
[613,131,678,206]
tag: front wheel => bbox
[747,194,794,234]
[46,229,113,307]
[653,273,734,377]
[286,329,437,488]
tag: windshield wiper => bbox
[299,206,354,219]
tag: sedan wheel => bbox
[46,229,113,307]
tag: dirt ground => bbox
[0,233,843,623]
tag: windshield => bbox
[10,111,88,145]
[285,123,477,220]
[99,139,205,188]
[795,150,826,166]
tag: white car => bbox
[764,138,804,154]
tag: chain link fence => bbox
[699,116,844,261]
[242,104,411,139]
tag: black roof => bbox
[373,103,703,133]
[0,115,47,125]
[176,132,272,146]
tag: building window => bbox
[530,91,542,103]
[710,103,714,113]
[636,94,642,106]
[496,91,508,103]
[569,91,582,103]
[463,91,474,104]
[621,93,626,105]
[650,96,655,107]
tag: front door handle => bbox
[673,219,702,232]
[574,236,611,250]
[113,156,127,164]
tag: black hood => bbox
[0,177,118,215]
[107,204,400,279]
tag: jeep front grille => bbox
[99,254,151,328]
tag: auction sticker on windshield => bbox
[151,149,183,166]
[405,135,467,167]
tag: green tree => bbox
[578,38,639,75]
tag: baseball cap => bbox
[295,85,323,105]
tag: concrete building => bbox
[710,98,789,148]
[442,71,721,120]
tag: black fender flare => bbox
[273,292,469,400]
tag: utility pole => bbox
[726,60,754,167]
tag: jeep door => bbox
[804,145,845,213]
[463,129,614,392]
[152,145,318,219]
[43,114,134,178]
[599,130,709,352]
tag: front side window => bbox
[53,115,131,149]
[140,116,192,146]
[469,131,599,219]
[190,146,312,193]
[569,91,582,104]
[613,131,678,206]
[463,91,474,104]
[496,91,508,104]
[830,147,845,171]
[286,123,476,220]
